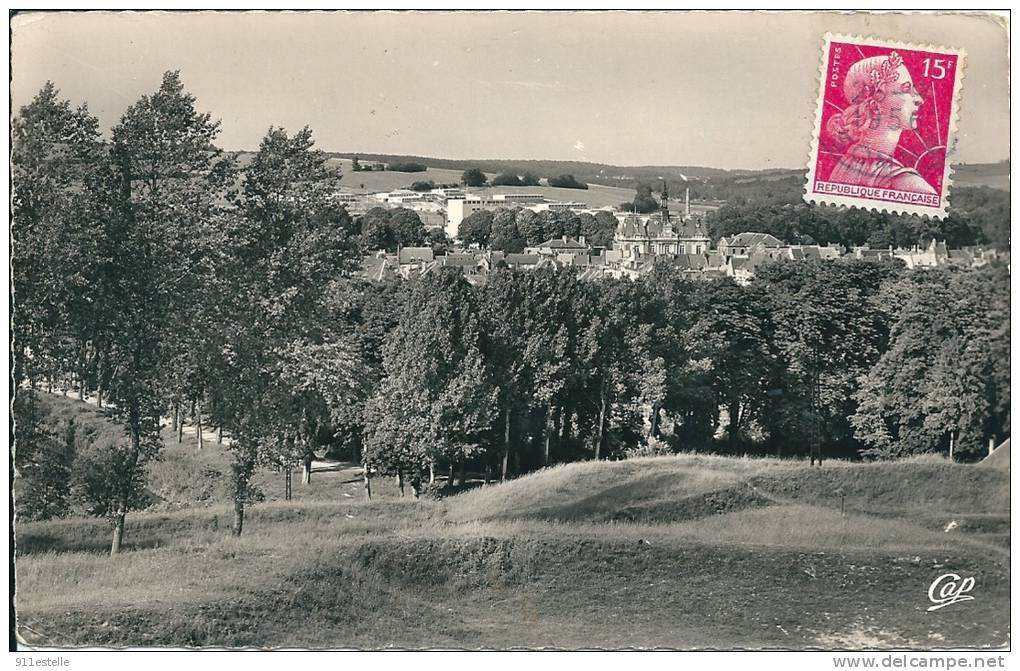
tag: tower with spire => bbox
[660,179,670,225]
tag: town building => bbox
[613,182,711,260]
[893,239,949,269]
[446,194,545,239]
[717,232,784,258]
[526,235,590,257]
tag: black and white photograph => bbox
[7,8,1012,658]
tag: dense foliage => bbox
[547,174,588,190]
[621,184,661,214]
[706,200,992,250]
[359,206,428,252]
[387,161,427,172]
[459,207,616,249]
[461,168,487,187]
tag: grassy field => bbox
[952,162,1010,191]
[13,414,1010,650]
[333,157,641,209]
[329,158,722,213]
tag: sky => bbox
[10,11,1010,170]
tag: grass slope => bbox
[14,448,1010,649]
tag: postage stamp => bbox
[804,34,965,218]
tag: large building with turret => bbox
[614,181,711,260]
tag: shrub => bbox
[71,428,152,518]
[388,162,427,172]
[547,174,588,190]
[419,482,448,500]
[624,437,674,459]
[13,392,74,520]
[491,173,524,187]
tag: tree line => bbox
[705,201,998,251]
[461,168,588,190]
[458,207,618,251]
[12,73,1010,554]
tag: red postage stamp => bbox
[804,34,965,218]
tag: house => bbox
[527,235,590,256]
[726,256,754,285]
[894,239,949,269]
[851,246,897,261]
[398,247,435,265]
[717,232,784,258]
[504,253,542,270]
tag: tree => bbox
[521,173,540,187]
[492,172,524,187]
[642,263,716,449]
[630,184,660,214]
[547,174,588,190]
[12,83,118,397]
[687,280,773,451]
[579,211,618,248]
[105,70,230,553]
[481,269,546,477]
[217,125,360,533]
[851,267,1009,460]
[13,391,74,520]
[459,209,495,247]
[410,180,435,192]
[575,281,641,460]
[365,270,496,493]
[360,207,396,251]
[461,168,487,187]
[516,209,546,246]
[351,156,362,172]
[388,161,427,172]
[489,208,526,253]
[359,207,427,252]
[428,227,451,255]
[388,208,428,248]
[754,259,895,460]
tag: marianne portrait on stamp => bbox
[826,51,937,195]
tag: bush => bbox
[146,453,230,509]
[71,427,152,518]
[628,184,661,213]
[13,392,74,520]
[388,162,427,172]
[419,482,448,500]
[410,180,435,192]
[547,174,588,190]
[624,437,674,459]
[491,173,524,187]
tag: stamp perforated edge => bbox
[802,32,967,220]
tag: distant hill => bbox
[952,161,1010,191]
[232,149,1007,194]
[330,152,754,187]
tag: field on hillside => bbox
[330,158,704,212]
[14,412,1010,650]
[333,158,641,209]
[952,162,1010,191]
